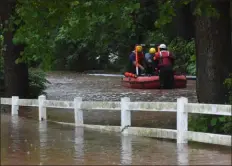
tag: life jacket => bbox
[124,72,137,78]
[157,51,172,67]
[132,51,144,63]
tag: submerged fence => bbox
[0,95,231,146]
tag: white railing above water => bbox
[0,96,231,146]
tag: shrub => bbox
[189,74,232,135]
[168,37,196,75]
[224,74,232,104]
[27,69,50,99]
[0,65,49,98]
[189,115,232,135]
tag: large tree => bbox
[195,0,231,103]
[153,0,231,103]
[0,0,29,98]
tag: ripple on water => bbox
[1,114,231,165]
[44,73,197,102]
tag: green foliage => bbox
[1,20,48,97]
[155,0,219,28]
[12,0,198,74]
[0,66,48,98]
[13,0,74,69]
[189,115,232,135]
[189,74,232,135]
[168,38,196,75]
[224,74,232,104]
[193,0,220,18]
[155,0,177,28]
[27,69,50,99]
[13,0,139,71]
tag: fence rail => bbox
[1,95,231,146]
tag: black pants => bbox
[159,66,174,89]
[145,62,154,75]
[145,60,158,75]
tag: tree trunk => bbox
[230,0,232,74]
[172,2,195,40]
[0,0,29,98]
[195,0,231,104]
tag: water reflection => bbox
[45,73,198,102]
[121,136,132,165]
[39,121,47,164]
[74,127,84,164]
[1,114,231,165]
[10,116,20,153]
[177,143,189,165]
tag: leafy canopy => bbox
[13,0,140,69]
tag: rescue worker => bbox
[145,47,158,75]
[128,45,146,76]
[154,44,174,88]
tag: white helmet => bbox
[159,44,167,49]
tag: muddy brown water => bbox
[1,72,198,128]
[1,72,231,165]
[1,114,231,165]
[45,72,197,102]
[25,72,195,129]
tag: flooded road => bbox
[45,72,197,102]
[31,72,197,128]
[1,114,231,165]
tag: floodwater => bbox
[45,72,197,102]
[2,72,231,165]
[37,72,197,128]
[1,114,231,165]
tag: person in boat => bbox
[154,44,174,88]
[145,47,158,75]
[128,45,146,76]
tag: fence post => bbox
[74,97,83,126]
[177,97,188,144]
[38,95,47,121]
[121,97,131,135]
[11,96,19,115]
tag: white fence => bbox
[0,95,231,146]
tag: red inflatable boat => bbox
[122,72,187,89]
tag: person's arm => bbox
[130,53,145,70]
[134,60,145,70]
